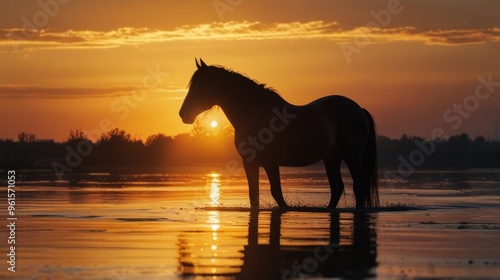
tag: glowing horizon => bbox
[1,1,499,141]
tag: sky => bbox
[0,0,499,142]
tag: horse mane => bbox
[190,64,284,103]
[215,65,275,90]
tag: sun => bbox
[210,120,218,128]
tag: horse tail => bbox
[362,108,379,207]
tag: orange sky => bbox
[1,0,499,141]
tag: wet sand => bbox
[1,168,499,279]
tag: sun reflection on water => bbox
[177,173,244,276]
[209,173,221,207]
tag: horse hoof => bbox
[250,204,260,210]
[327,202,338,209]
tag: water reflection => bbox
[208,173,221,207]
[178,210,377,279]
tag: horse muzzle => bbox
[181,116,195,124]
[179,110,195,124]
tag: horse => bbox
[179,58,379,209]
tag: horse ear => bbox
[200,58,208,68]
[195,58,201,69]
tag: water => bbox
[1,167,500,279]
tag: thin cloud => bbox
[0,84,185,99]
[0,21,341,50]
[420,28,500,45]
[0,84,137,99]
[1,21,498,53]
[332,26,500,45]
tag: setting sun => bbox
[210,120,218,128]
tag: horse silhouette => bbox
[180,58,379,208]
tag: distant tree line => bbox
[1,128,236,171]
[1,129,499,175]
[377,134,500,169]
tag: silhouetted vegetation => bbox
[377,134,500,169]
[1,129,499,173]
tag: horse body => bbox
[180,59,379,209]
[235,101,331,167]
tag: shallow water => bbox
[1,167,500,279]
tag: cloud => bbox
[332,26,500,46]
[0,84,185,99]
[419,28,500,45]
[0,21,498,52]
[0,21,341,51]
[0,84,136,98]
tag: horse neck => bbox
[218,83,289,131]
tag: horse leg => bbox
[243,161,260,209]
[343,155,367,208]
[264,165,288,208]
[324,150,344,208]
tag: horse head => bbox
[179,58,218,124]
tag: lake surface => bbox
[1,167,500,279]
